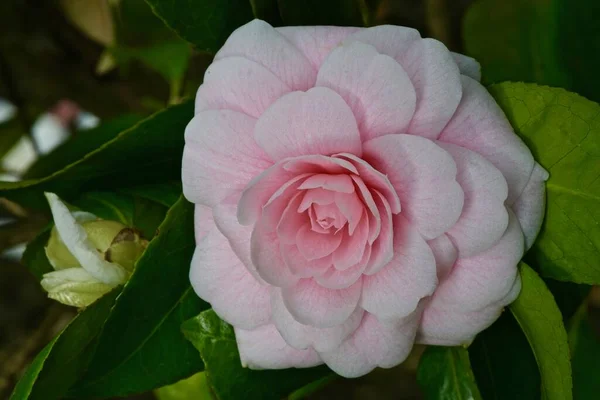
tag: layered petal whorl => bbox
[182,19,548,378]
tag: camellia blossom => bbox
[182,20,548,377]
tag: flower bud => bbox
[41,192,148,308]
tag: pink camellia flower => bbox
[182,20,548,377]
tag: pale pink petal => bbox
[511,163,549,249]
[296,223,343,260]
[277,193,307,244]
[283,155,358,175]
[282,245,332,278]
[361,215,437,320]
[298,174,355,193]
[345,25,420,63]
[299,188,336,212]
[251,216,299,288]
[418,277,521,346]
[195,57,290,117]
[311,203,346,231]
[216,20,316,91]
[316,41,416,141]
[254,87,362,161]
[363,191,393,275]
[235,324,322,369]
[332,215,369,270]
[351,176,380,243]
[427,234,457,282]
[319,310,421,378]
[401,39,462,139]
[439,75,535,203]
[271,288,364,352]
[237,163,297,226]
[282,278,362,328]
[316,246,370,289]
[363,134,464,240]
[190,226,270,330]
[334,191,364,235]
[183,110,271,207]
[427,211,523,313]
[194,204,213,244]
[451,52,481,81]
[212,194,265,283]
[338,153,400,214]
[276,26,360,69]
[439,142,509,258]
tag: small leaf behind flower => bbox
[509,262,572,400]
[417,346,482,400]
[182,309,331,400]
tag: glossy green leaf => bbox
[463,0,568,87]
[277,0,366,26]
[23,114,142,179]
[0,100,193,211]
[182,309,331,400]
[569,304,600,400]
[543,279,591,322]
[144,0,254,52]
[155,372,214,400]
[469,312,541,400]
[509,263,572,400]
[0,117,26,161]
[68,197,209,398]
[22,228,53,280]
[417,346,482,400]
[71,191,135,225]
[490,82,600,284]
[120,181,182,208]
[10,289,120,400]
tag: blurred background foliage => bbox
[1,0,599,399]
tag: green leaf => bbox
[24,114,142,179]
[509,263,572,400]
[490,82,600,284]
[469,312,541,400]
[0,101,193,211]
[68,196,209,398]
[417,346,482,400]
[569,304,600,400]
[0,117,26,161]
[22,228,54,280]
[277,0,366,26]
[182,309,331,400]
[249,0,282,26]
[120,181,182,208]
[144,0,254,52]
[71,191,136,226]
[10,289,120,400]
[463,0,568,88]
[155,372,215,400]
[543,279,591,322]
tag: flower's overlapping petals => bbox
[190,224,270,330]
[254,87,362,161]
[182,110,271,207]
[511,163,549,249]
[439,142,509,257]
[439,76,535,204]
[361,214,437,320]
[451,52,481,81]
[363,134,464,240]
[271,288,364,352]
[216,20,316,91]
[195,57,290,117]
[319,309,421,378]
[236,324,322,369]
[316,41,416,141]
[427,234,458,281]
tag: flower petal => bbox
[439,142,509,257]
[345,25,420,63]
[236,324,322,369]
[190,225,270,330]
[282,278,362,328]
[511,163,549,249]
[439,75,535,204]
[363,134,464,240]
[363,191,393,275]
[216,20,316,91]
[316,41,416,141]
[254,87,362,161]
[451,52,481,81]
[427,233,457,282]
[332,214,369,270]
[319,310,421,378]
[195,57,290,117]
[271,288,364,352]
[296,223,343,260]
[316,245,370,289]
[361,214,437,320]
[183,110,271,207]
